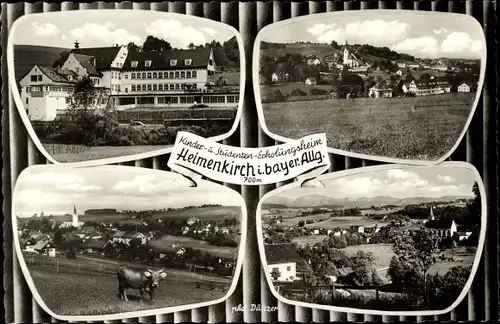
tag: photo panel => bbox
[8,10,244,166]
[257,162,486,315]
[253,10,486,165]
[12,165,246,321]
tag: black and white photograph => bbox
[13,165,245,317]
[256,11,485,162]
[258,164,483,312]
[10,10,242,163]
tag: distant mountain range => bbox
[263,194,472,209]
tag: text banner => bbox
[167,132,331,186]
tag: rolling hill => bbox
[13,44,70,82]
[262,194,472,209]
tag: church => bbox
[59,205,84,229]
[424,206,458,238]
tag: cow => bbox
[117,266,167,301]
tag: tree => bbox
[142,35,172,52]
[188,42,196,50]
[270,268,281,281]
[127,42,141,53]
[392,228,448,298]
[465,182,481,230]
[52,50,71,68]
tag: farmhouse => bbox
[130,232,149,245]
[369,82,393,98]
[33,239,56,257]
[83,239,109,254]
[265,243,304,282]
[305,77,317,85]
[307,55,321,66]
[458,82,475,93]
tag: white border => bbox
[253,10,487,166]
[256,161,487,316]
[8,10,246,167]
[12,164,248,321]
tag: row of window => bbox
[155,95,239,104]
[130,59,192,68]
[130,83,198,92]
[27,86,75,92]
[127,70,199,80]
[30,75,43,82]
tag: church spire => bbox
[429,206,435,221]
[74,205,77,215]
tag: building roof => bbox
[265,243,303,265]
[337,267,354,277]
[113,230,128,238]
[72,53,101,77]
[33,239,51,250]
[371,81,392,91]
[73,46,122,70]
[425,219,454,229]
[123,47,212,71]
[130,232,146,239]
[36,66,74,83]
[84,239,109,250]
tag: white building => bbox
[342,41,362,68]
[19,65,76,121]
[458,82,474,93]
[408,80,451,96]
[19,42,239,121]
[424,207,458,238]
[265,243,303,282]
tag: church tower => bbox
[72,205,78,227]
[428,206,435,221]
[343,40,349,65]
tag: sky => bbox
[12,10,235,49]
[14,166,243,218]
[260,11,484,59]
[265,166,478,203]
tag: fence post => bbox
[57,260,59,273]
[376,288,379,303]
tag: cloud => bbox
[307,23,337,36]
[145,19,209,48]
[433,28,448,35]
[201,27,218,37]
[440,31,483,54]
[32,22,60,37]
[391,36,440,56]
[309,20,410,46]
[64,23,142,46]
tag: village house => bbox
[75,227,102,240]
[271,72,290,83]
[369,82,393,98]
[83,239,109,254]
[33,239,56,257]
[307,55,321,66]
[130,232,148,245]
[265,243,304,282]
[458,82,475,93]
[457,231,472,241]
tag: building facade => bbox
[19,42,240,121]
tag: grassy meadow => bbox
[261,92,476,160]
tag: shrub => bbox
[309,88,330,96]
[290,89,307,97]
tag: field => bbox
[291,235,329,246]
[261,92,476,160]
[25,256,229,316]
[148,206,241,221]
[303,216,382,229]
[149,235,239,259]
[342,244,477,283]
[42,143,170,163]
